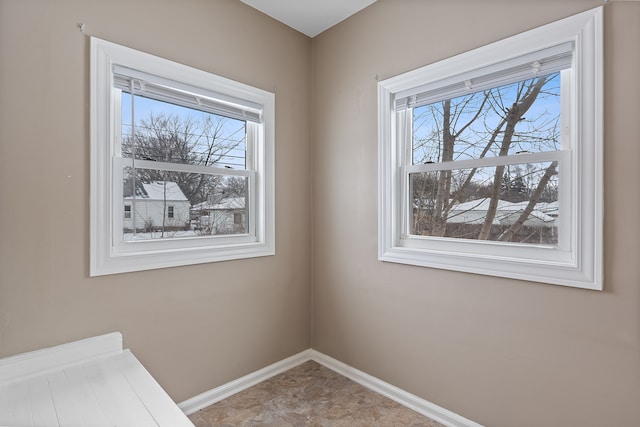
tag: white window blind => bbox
[395,42,573,111]
[113,65,263,123]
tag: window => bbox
[234,212,243,226]
[378,7,602,289]
[91,38,275,276]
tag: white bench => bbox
[0,333,194,427]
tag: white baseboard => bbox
[178,349,312,415]
[309,350,483,427]
[179,348,482,427]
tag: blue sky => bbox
[412,72,561,165]
[121,92,247,169]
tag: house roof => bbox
[451,198,557,213]
[498,210,556,225]
[192,197,246,211]
[126,181,189,202]
[447,198,556,225]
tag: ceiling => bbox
[240,0,378,38]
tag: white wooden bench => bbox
[0,332,194,427]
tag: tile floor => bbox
[188,360,445,427]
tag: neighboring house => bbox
[123,181,191,231]
[446,198,557,226]
[191,197,246,235]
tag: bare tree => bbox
[412,73,561,243]
[123,112,245,206]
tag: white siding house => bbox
[191,197,246,235]
[123,181,191,231]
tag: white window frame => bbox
[378,7,602,290]
[90,37,275,276]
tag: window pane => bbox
[123,167,248,240]
[412,72,561,165]
[121,93,247,169]
[410,162,558,245]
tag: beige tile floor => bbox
[189,360,445,427]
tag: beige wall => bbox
[2,0,639,425]
[0,0,312,402]
[311,1,640,426]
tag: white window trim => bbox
[378,7,602,290]
[90,37,275,276]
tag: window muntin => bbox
[378,7,602,289]
[91,37,274,276]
